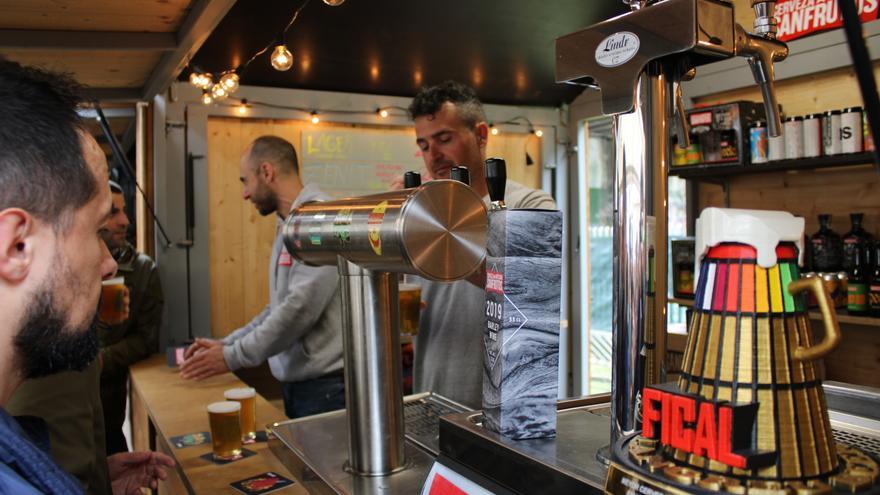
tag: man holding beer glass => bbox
[181,136,345,419]
[0,59,173,493]
[98,181,164,455]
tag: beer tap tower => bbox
[556,0,787,452]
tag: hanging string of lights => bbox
[188,0,346,104]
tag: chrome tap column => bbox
[611,66,670,441]
[282,180,486,476]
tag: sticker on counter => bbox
[170,431,210,449]
[595,31,639,67]
[334,208,353,245]
[230,471,295,494]
[367,200,388,256]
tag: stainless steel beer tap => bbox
[555,0,789,456]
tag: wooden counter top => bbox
[130,355,308,494]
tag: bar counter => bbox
[130,355,308,494]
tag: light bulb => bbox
[323,0,345,5]
[535,129,543,138]
[310,112,320,124]
[220,71,239,92]
[189,72,201,87]
[211,83,228,100]
[237,99,248,115]
[201,91,213,105]
[378,108,389,118]
[194,72,213,89]
[490,126,499,136]
[271,44,293,71]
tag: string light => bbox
[323,0,345,5]
[211,83,228,100]
[220,70,240,92]
[189,71,213,89]
[271,43,294,71]
[201,90,213,105]
[377,108,389,118]
[490,124,499,136]
[535,129,544,138]
[237,99,249,115]
[310,111,320,124]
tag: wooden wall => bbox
[206,116,542,337]
[692,18,880,385]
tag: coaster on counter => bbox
[170,431,210,449]
[230,471,295,494]
[254,430,269,443]
[199,448,257,465]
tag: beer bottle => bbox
[810,214,843,272]
[843,212,874,275]
[847,245,869,316]
[870,242,880,317]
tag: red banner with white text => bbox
[775,0,880,42]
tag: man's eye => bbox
[417,142,429,151]
[98,228,109,235]
[438,135,452,143]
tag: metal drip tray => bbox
[268,392,470,495]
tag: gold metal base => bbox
[605,434,880,495]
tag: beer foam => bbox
[102,276,124,286]
[224,387,255,400]
[207,401,240,414]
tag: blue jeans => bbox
[282,373,346,419]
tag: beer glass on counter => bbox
[224,387,257,443]
[207,401,242,460]
[100,277,128,324]
[398,282,422,335]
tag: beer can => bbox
[750,121,768,164]
[769,134,785,161]
[784,116,804,159]
[823,110,842,155]
[803,114,822,157]
[841,106,863,153]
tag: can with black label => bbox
[841,106,863,153]
[824,109,842,155]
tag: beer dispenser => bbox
[271,180,486,490]
[556,0,788,452]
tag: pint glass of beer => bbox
[224,387,256,443]
[99,277,127,324]
[207,401,242,460]
[398,283,422,335]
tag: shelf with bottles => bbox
[668,151,876,180]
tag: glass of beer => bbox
[207,401,242,460]
[99,277,127,324]
[224,387,256,443]
[399,282,422,335]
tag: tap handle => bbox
[674,83,690,149]
[450,166,470,185]
[485,157,507,204]
[749,55,784,137]
[403,171,421,188]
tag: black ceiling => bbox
[185,0,627,107]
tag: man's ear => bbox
[474,122,489,149]
[0,209,35,284]
[259,162,276,183]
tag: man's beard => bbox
[253,184,278,216]
[14,273,99,379]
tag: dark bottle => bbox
[810,214,843,272]
[847,245,869,315]
[843,212,874,275]
[870,242,880,317]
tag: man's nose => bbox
[101,242,118,280]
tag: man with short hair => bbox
[181,136,345,419]
[408,81,556,408]
[0,59,173,494]
[98,181,164,455]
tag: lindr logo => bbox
[595,31,640,68]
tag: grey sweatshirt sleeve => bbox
[222,305,271,344]
[222,263,339,371]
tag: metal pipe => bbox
[610,65,669,444]
[338,260,406,476]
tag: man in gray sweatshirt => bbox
[180,136,344,418]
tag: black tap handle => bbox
[485,157,507,203]
[450,166,470,185]
[403,171,421,188]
